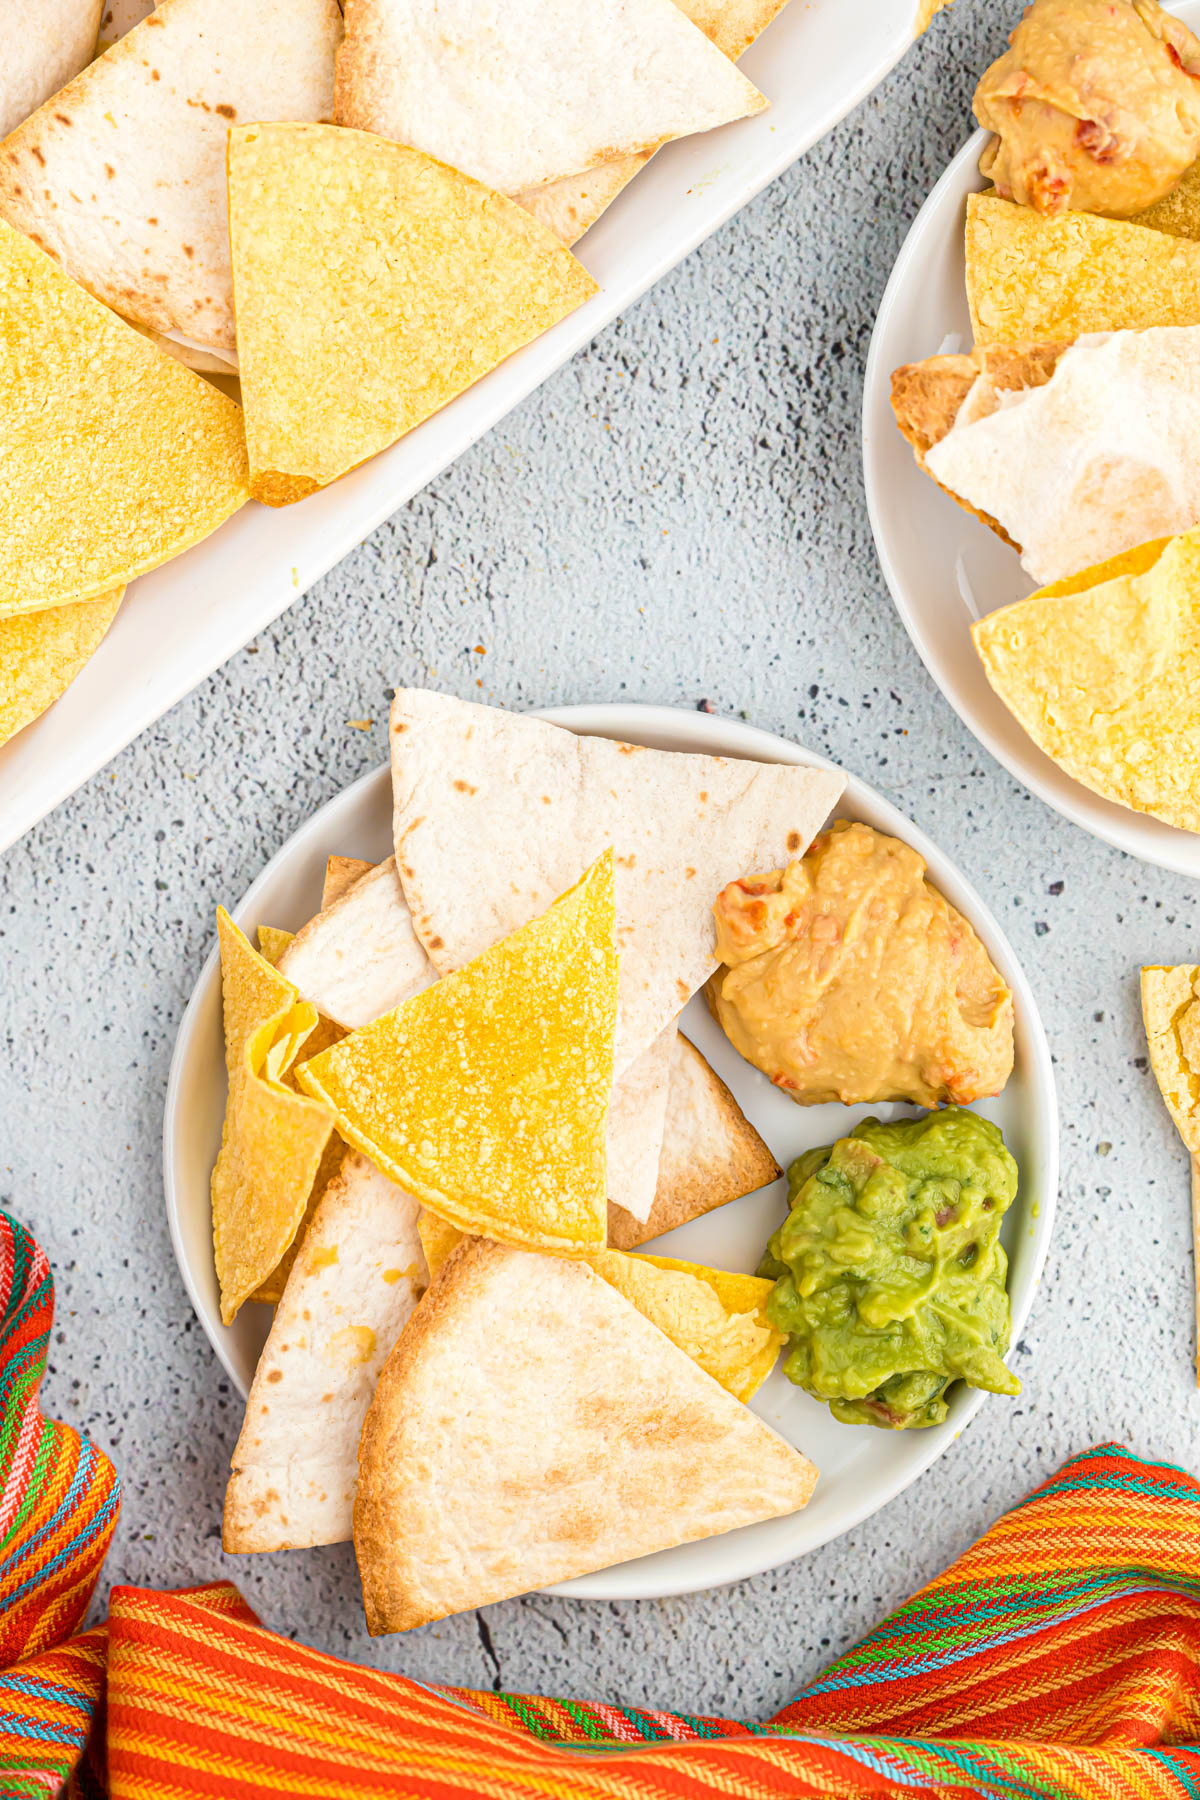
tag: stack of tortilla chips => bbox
[213,692,844,1629]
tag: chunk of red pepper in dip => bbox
[974,0,1200,219]
[706,820,1014,1109]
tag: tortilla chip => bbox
[297,853,618,1254]
[96,0,154,47]
[256,925,293,968]
[226,123,597,505]
[0,0,341,352]
[1,0,101,139]
[211,909,335,1325]
[965,193,1200,345]
[389,690,843,1075]
[247,1133,351,1306]
[277,858,436,1029]
[323,855,374,909]
[509,0,788,244]
[224,1150,426,1551]
[972,531,1200,831]
[1142,965,1200,1154]
[0,221,247,616]
[0,590,123,748]
[356,1237,816,1632]
[609,1032,780,1249]
[606,1028,675,1224]
[915,0,950,29]
[1133,159,1200,242]
[334,0,764,200]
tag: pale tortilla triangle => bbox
[224,1150,427,1552]
[277,859,436,1031]
[355,1237,816,1632]
[389,690,843,1074]
[605,1027,674,1224]
[517,0,788,245]
[973,532,1200,831]
[0,0,341,353]
[227,123,598,505]
[608,1032,780,1249]
[0,220,247,616]
[334,0,765,200]
[323,855,374,909]
[296,854,618,1254]
[1,0,101,139]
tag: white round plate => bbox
[165,703,1057,1602]
[863,0,1200,878]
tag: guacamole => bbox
[760,1109,1020,1430]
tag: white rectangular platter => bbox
[0,0,924,854]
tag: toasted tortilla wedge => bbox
[277,859,436,1031]
[356,1237,815,1631]
[389,690,843,1075]
[0,0,341,353]
[973,533,1200,831]
[0,590,123,748]
[0,219,247,615]
[334,0,764,200]
[606,1028,674,1224]
[966,192,1200,345]
[224,1150,426,1552]
[323,855,373,909]
[297,854,618,1254]
[890,342,1066,551]
[609,1032,780,1249]
[227,123,597,504]
[1,0,101,139]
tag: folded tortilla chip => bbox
[1,0,101,139]
[0,0,341,352]
[248,1134,350,1307]
[0,590,124,748]
[297,853,618,1254]
[277,859,436,1030]
[224,1150,426,1552]
[609,1032,780,1249]
[966,192,1200,345]
[0,221,247,616]
[355,1237,816,1632]
[227,123,597,505]
[334,0,764,200]
[389,690,843,1075]
[323,855,373,909]
[923,327,1200,585]
[211,909,335,1325]
[973,532,1200,831]
[418,1217,780,1402]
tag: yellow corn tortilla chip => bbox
[227,123,598,506]
[1142,965,1200,1155]
[0,220,247,615]
[297,853,617,1253]
[212,909,335,1324]
[1133,160,1200,242]
[323,856,374,909]
[972,530,1200,831]
[417,1214,780,1403]
[0,590,123,748]
[965,192,1200,346]
[256,925,293,968]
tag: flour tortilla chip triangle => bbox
[1,0,101,139]
[334,0,765,200]
[211,910,335,1324]
[516,0,788,245]
[0,0,341,352]
[0,590,123,748]
[0,220,247,615]
[389,690,843,1075]
[355,1237,816,1632]
[277,859,436,1031]
[297,853,617,1253]
[227,124,597,505]
[605,1027,674,1224]
[224,1150,427,1553]
[973,532,1200,831]
[609,1032,780,1249]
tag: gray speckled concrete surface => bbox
[3,0,1198,1721]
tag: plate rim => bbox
[163,699,1058,1602]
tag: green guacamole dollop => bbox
[760,1108,1020,1430]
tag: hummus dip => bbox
[975,0,1200,218]
[708,820,1014,1108]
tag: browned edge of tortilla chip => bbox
[251,469,322,508]
[607,1036,780,1250]
[889,341,1069,552]
[323,855,375,910]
